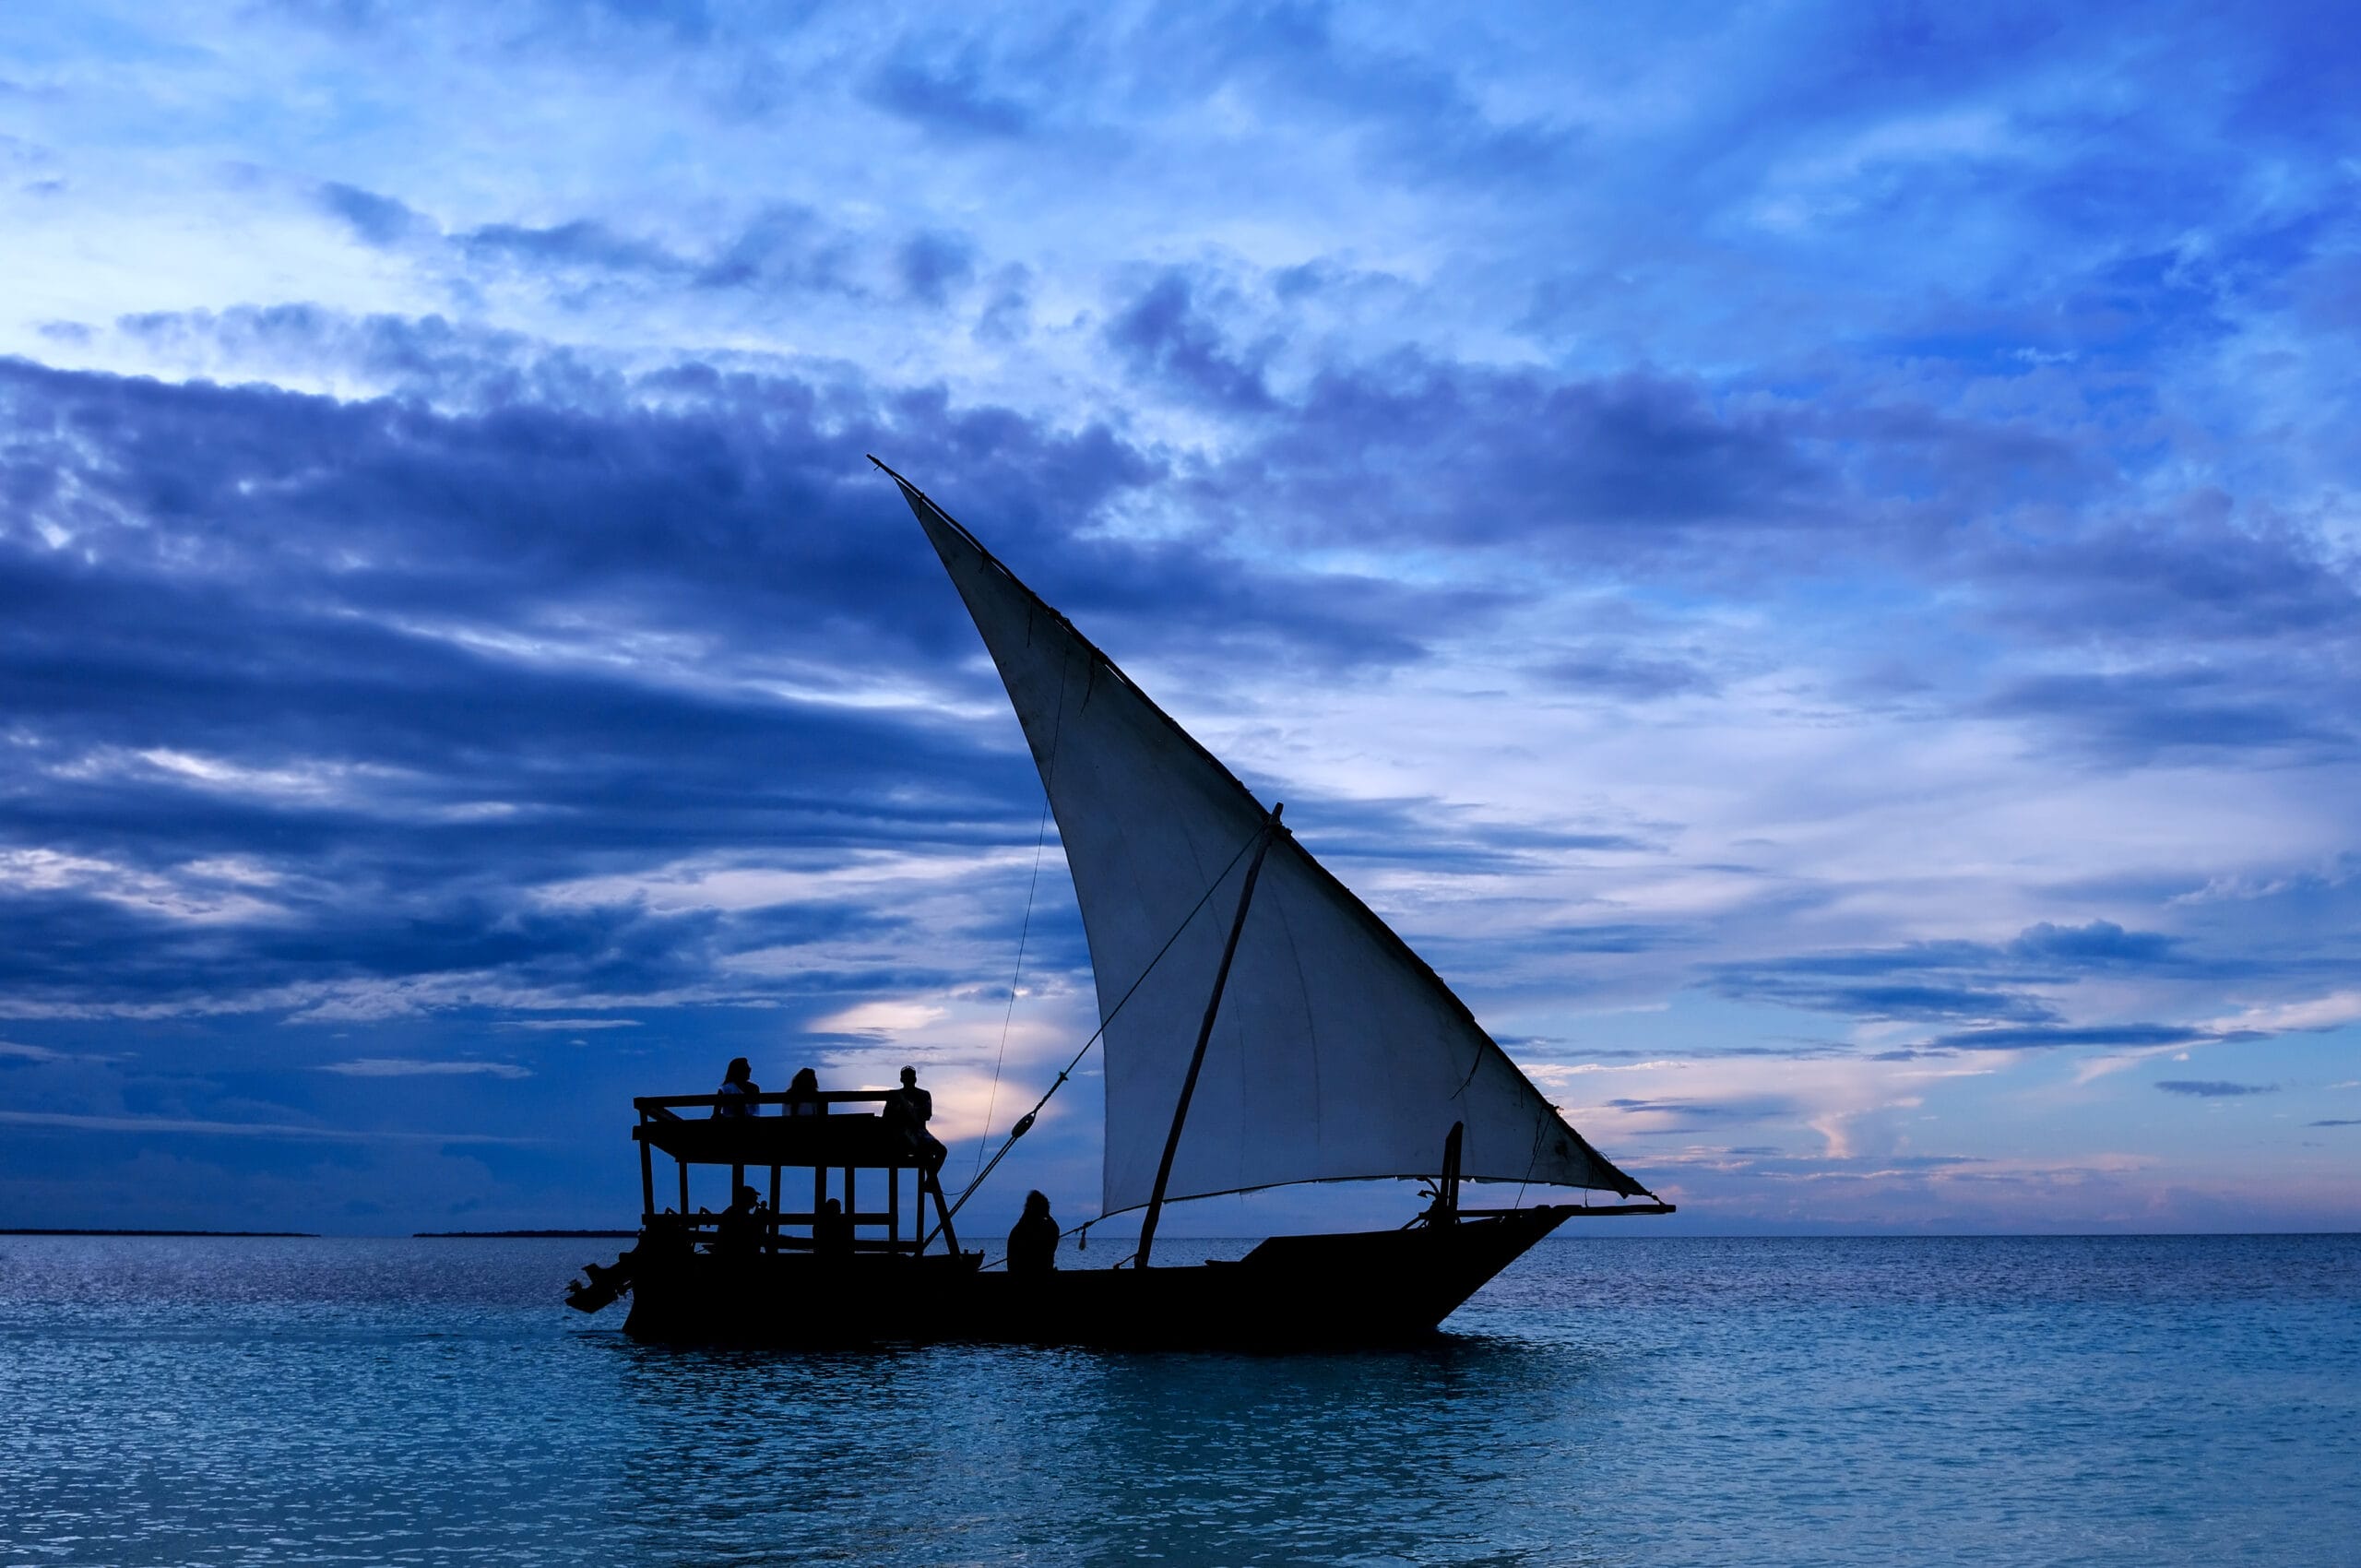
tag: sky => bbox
[1,0,2356,1238]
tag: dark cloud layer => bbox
[13,319,1669,1031]
[1703,920,2210,1030]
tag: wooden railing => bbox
[628,1087,959,1255]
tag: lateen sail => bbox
[896,477,1652,1216]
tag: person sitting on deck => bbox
[714,1056,761,1117]
[884,1064,946,1170]
[718,1184,765,1253]
[1007,1190,1059,1275]
[785,1066,824,1117]
[813,1196,853,1258]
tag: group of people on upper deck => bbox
[708,1056,1060,1272]
[713,1057,946,1170]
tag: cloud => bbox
[0,1109,531,1142]
[1106,271,1275,413]
[1937,1024,2214,1051]
[1532,651,1719,700]
[867,45,1038,139]
[460,219,686,276]
[2209,992,2361,1035]
[1703,921,2228,1036]
[316,181,431,246]
[1981,670,2351,766]
[497,1017,641,1030]
[2153,1079,2277,1098]
[897,231,978,307]
[319,1058,534,1078]
[1193,356,1825,548]
[810,1001,947,1037]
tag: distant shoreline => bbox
[413,1229,638,1239]
[1,1228,318,1238]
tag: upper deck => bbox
[632,1089,926,1169]
[630,1087,961,1254]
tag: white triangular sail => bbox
[896,475,1651,1216]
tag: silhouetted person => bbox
[786,1066,824,1117]
[718,1184,765,1253]
[715,1056,760,1117]
[884,1063,945,1170]
[1007,1190,1059,1275]
[814,1196,853,1258]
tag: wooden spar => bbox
[1135,804,1286,1269]
[1439,1122,1464,1219]
[924,1168,959,1254]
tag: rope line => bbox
[923,824,1264,1247]
[974,641,1071,1182]
[976,789,1051,1182]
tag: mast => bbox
[1133,804,1286,1269]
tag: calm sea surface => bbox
[2,1234,2355,1567]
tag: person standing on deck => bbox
[785,1066,824,1117]
[714,1056,760,1117]
[884,1064,945,1170]
[1007,1190,1059,1275]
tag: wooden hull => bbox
[611,1206,1580,1349]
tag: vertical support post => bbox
[639,1134,655,1222]
[846,1166,857,1247]
[925,1169,959,1255]
[889,1166,902,1252]
[768,1164,782,1251]
[1136,805,1286,1269]
[813,1162,825,1230]
[677,1156,689,1216]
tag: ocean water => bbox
[1,1235,2355,1567]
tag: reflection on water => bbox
[3,1235,2356,1566]
[600,1330,1590,1564]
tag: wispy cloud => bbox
[497,1018,642,1031]
[319,1059,533,1079]
[0,1110,533,1142]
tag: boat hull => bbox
[612,1206,1579,1349]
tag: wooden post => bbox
[677,1156,689,1216]
[845,1166,857,1244]
[888,1166,901,1252]
[639,1136,655,1222]
[924,1169,959,1255]
[767,1164,781,1251]
[1136,806,1284,1269]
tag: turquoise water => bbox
[2,1234,2355,1566]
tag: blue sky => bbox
[1,1,2356,1236]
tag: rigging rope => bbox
[967,633,1072,1176]
[922,823,1265,1247]
[975,787,1053,1181]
